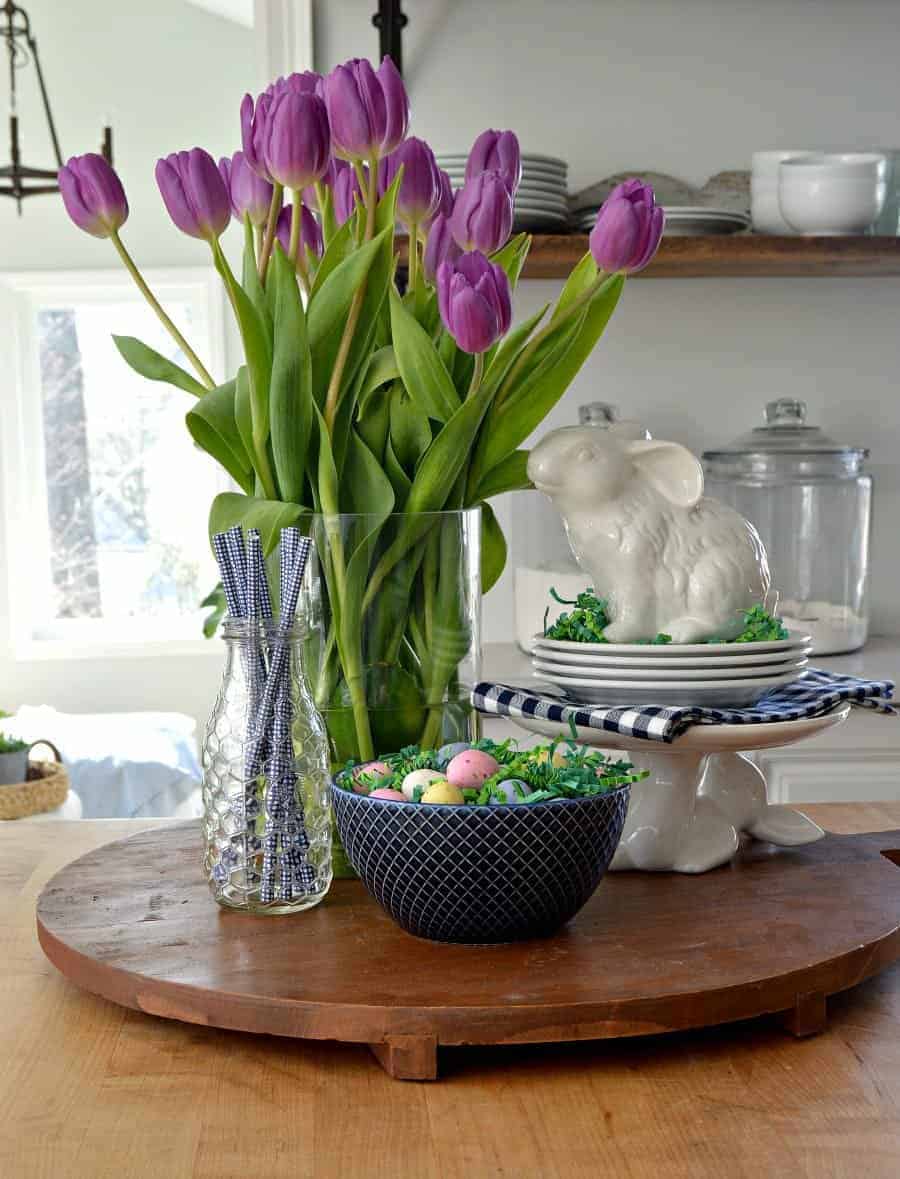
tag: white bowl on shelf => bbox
[778,153,888,235]
[751,150,812,233]
[531,656,809,682]
[531,668,807,708]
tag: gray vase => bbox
[0,748,28,786]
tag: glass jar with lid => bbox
[702,398,871,655]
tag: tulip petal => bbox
[447,283,498,354]
[377,56,409,155]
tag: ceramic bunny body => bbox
[527,426,771,643]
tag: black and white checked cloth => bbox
[472,669,896,745]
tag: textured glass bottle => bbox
[202,620,332,913]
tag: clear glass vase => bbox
[304,509,482,768]
[201,619,333,913]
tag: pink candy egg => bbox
[351,760,390,794]
[369,788,406,801]
[445,749,500,790]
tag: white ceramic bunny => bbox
[527,426,771,642]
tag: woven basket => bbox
[0,742,68,820]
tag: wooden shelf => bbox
[521,233,900,279]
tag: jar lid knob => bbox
[579,401,619,426]
[765,397,807,426]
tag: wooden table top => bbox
[3,804,900,1178]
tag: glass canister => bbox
[202,619,333,913]
[703,398,871,655]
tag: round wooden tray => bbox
[36,820,900,1080]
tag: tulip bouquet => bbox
[59,56,663,766]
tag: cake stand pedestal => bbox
[510,705,850,872]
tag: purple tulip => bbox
[58,153,128,238]
[465,129,521,196]
[449,171,513,254]
[436,251,511,354]
[258,90,331,190]
[241,72,325,183]
[322,56,409,162]
[423,212,461,282]
[589,178,664,274]
[426,168,455,228]
[276,203,323,261]
[218,151,275,227]
[333,160,366,224]
[272,70,322,97]
[379,136,442,228]
[155,148,231,241]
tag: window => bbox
[0,268,229,658]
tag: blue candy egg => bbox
[489,778,529,805]
[436,740,471,769]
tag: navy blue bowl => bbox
[330,785,630,944]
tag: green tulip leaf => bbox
[307,231,384,394]
[481,305,548,397]
[233,365,254,478]
[310,213,356,297]
[389,384,433,474]
[242,215,273,337]
[268,244,313,503]
[383,433,411,505]
[357,345,400,417]
[491,232,532,290]
[551,250,598,322]
[208,492,307,555]
[480,501,508,593]
[479,274,624,473]
[112,335,208,399]
[475,449,532,500]
[185,379,254,494]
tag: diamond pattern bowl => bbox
[330,785,630,943]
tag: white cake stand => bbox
[510,705,851,873]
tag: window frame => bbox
[0,266,230,662]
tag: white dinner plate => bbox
[530,644,812,669]
[533,631,811,657]
[532,656,809,681]
[530,669,806,708]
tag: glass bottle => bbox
[703,398,872,655]
[202,619,332,913]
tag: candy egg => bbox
[369,788,406,801]
[445,749,500,789]
[351,760,391,793]
[436,740,471,768]
[400,767,446,801]
[534,747,569,768]
[420,780,465,805]
[489,779,529,805]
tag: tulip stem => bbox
[258,182,284,283]
[323,157,379,432]
[288,188,311,295]
[407,217,419,296]
[467,351,484,400]
[109,231,215,390]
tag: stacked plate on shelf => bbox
[436,151,570,233]
[571,204,750,236]
[530,632,812,707]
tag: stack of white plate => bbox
[572,205,750,236]
[437,151,569,232]
[530,632,812,707]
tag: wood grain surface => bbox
[3,807,900,1177]
[34,818,900,1081]
[397,233,900,279]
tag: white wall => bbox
[315,0,900,643]
[2,0,899,734]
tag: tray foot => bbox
[779,992,827,1038]
[369,1034,438,1080]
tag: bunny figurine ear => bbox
[627,440,704,508]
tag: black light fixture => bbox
[1,0,112,213]
[372,0,407,76]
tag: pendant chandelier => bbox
[1,0,112,213]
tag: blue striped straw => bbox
[212,529,244,619]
